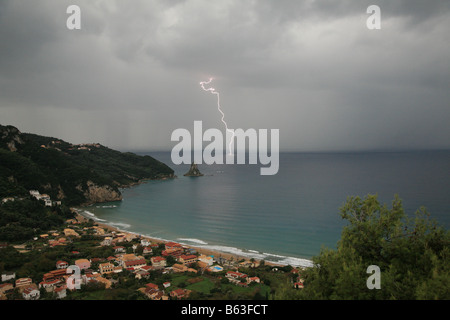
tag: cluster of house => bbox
[36,225,92,246]
[1,216,307,300]
[104,241,226,280]
[1,197,16,204]
[39,140,63,151]
[225,271,261,287]
[0,273,66,300]
[29,190,61,207]
[1,190,62,207]
[67,143,101,151]
[39,140,101,152]
[0,235,233,300]
[138,283,191,300]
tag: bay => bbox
[80,151,450,267]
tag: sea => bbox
[77,151,450,267]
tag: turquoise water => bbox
[79,151,450,267]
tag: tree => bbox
[298,194,449,300]
[165,255,176,266]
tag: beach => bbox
[74,211,282,267]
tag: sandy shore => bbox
[74,211,280,266]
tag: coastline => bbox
[72,208,283,266]
[73,209,311,268]
[80,174,177,207]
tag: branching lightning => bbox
[200,78,235,155]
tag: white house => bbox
[113,246,126,253]
[1,197,15,204]
[29,190,53,207]
[82,274,95,285]
[56,261,69,269]
[101,237,113,246]
[39,279,61,292]
[198,255,214,266]
[54,286,67,299]
[22,286,40,300]
[29,190,40,197]
[41,195,52,207]
[143,246,153,255]
[1,271,15,282]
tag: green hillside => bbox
[0,124,175,206]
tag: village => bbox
[0,212,305,300]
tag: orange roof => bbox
[151,256,166,262]
[226,271,247,278]
[125,259,146,267]
[180,254,197,260]
[54,286,66,293]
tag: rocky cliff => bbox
[78,181,122,205]
[0,125,24,152]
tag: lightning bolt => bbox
[200,78,235,156]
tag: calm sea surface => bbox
[79,151,450,267]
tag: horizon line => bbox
[124,148,450,155]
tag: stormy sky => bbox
[1,0,449,152]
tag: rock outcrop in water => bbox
[184,162,204,177]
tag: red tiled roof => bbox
[180,255,197,260]
[54,286,66,293]
[162,249,183,257]
[146,288,159,295]
[40,279,61,285]
[23,286,38,295]
[140,265,153,271]
[171,288,187,297]
[146,283,158,289]
[151,256,166,262]
[226,271,247,278]
[124,259,146,267]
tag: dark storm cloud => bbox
[0,0,449,151]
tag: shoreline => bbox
[74,211,272,265]
[73,209,312,268]
[80,175,177,207]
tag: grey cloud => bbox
[0,0,449,152]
